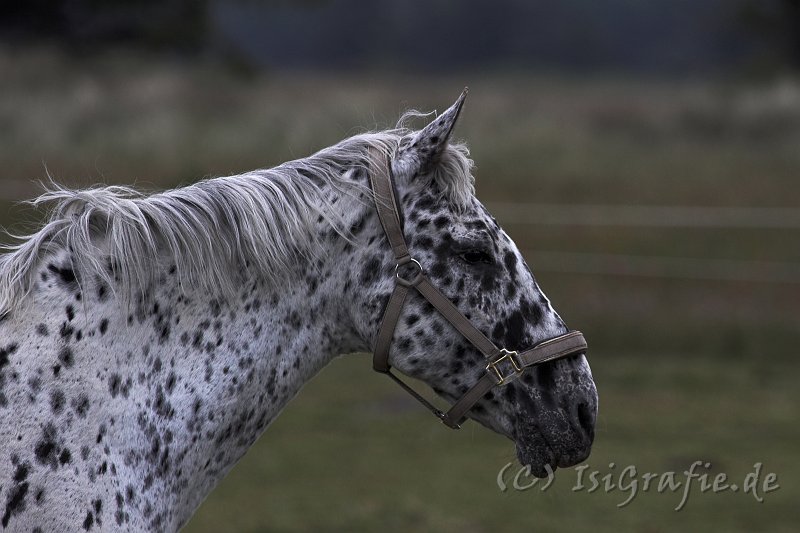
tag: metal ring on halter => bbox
[395,258,424,287]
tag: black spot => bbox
[413,235,434,248]
[519,298,543,326]
[83,510,94,530]
[503,252,518,281]
[34,423,59,469]
[153,387,173,418]
[35,324,49,336]
[491,322,506,344]
[501,310,526,349]
[415,195,436,212]
[109,374,121,398]
[359,256,382,285]
[397,337,413,352]
[1,479,28,527]
[58,448,71,465]
[505,281,517,299]
[479,271,496,292]
[47,264,77,288]
[50,389,66,414]
[0,343,19,369]
[192,331,203,349]
[157,321,170,344]
[99,319,109,335]
[192,397,202,415]
[59,322,74,340]
[58,347,74,368]
[65,305,75,321]
[72,393,90,417]
[430,261,447,279]
[12,463,29,483]
[165,372,176,394]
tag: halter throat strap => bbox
[367,151,588,429]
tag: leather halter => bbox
[368,152,588,429]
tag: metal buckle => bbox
[395,258,423,287]
[486,349,523,385]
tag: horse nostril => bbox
[577,401,596,442]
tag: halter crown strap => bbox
[369,154,410,262]
[367,149,588,429]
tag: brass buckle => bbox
[486,349,523,385]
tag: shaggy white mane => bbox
[0,123,474,314]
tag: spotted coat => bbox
[0,93,597,531]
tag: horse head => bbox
[350,91,598,477]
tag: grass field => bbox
[1,48,798,531]
[181,352,799,533]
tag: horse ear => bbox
[394,88,468,179]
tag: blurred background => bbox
[1,1,798,531]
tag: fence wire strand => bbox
[488,203,800,229]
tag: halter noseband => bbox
[368,151,588,429]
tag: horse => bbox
[0,90,598,532]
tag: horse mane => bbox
[0,118,474,314]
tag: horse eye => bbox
[460,250,493,264]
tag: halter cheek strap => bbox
[368,151,588,429]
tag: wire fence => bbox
[523,250,800,284]
[488,202,800,284]
[487,202,800,229]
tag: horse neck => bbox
[23,177,371,529]
[133,186,371,526]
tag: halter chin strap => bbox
[367,151,588,429]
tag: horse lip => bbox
[512,405,594,475]
[515,439,558,478]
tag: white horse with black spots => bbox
[0,92,597,531]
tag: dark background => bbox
[3,0,800,75]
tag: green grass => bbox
[0,47,798,531]
[182,351,799,533]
